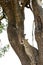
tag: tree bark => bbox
[7,25,39,65]
[0,0,42,65]
[32,0,43,65]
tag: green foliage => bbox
[0,23,5,33]
[0,22,9,57]
[0,6,9,58]
[0,44,9,57]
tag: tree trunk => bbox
[7,25,39,65]
[0,0,42,65]
[32,0,43,65]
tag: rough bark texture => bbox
[32,0,43,65]
[0,0,43,65]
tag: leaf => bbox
[0,44,10,57]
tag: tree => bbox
[0,0,43,65]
